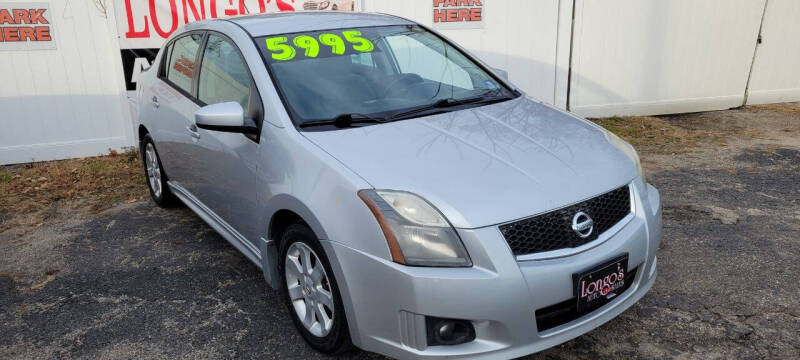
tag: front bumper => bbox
[323,183,662,359]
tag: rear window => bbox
[164,34,203,94]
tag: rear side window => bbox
[197,35,252,110]
[165,34,204,94]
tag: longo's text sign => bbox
[115,0,358,49]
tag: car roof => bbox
[226,11,415,37]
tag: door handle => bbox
[152,96,160,109]
[187,124,200,139]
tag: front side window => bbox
[256,25,515,128]
[198,35,252,110]
[165,33,203,94]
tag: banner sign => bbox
[432,0,484,30]
[115,0,358,50]
[0,2,56,50]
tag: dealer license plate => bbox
[574,254,629,312]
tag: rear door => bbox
[181,32,264,244]
[149,32,205,184]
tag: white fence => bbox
[745,0,800,105]
[567,0,767,117]
[1,0,798,165]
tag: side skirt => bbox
[168,182,281,289]
[168,181,263,269]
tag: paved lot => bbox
[2,105,799,359]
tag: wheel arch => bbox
[260,194,331,289]
[265,194,330,244]
[138,124,149,143]
[261,194,362,344]
[138,125,152,154]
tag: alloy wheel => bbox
[285,242,335,337]
[144,143,162,198]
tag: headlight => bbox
[605,130,646,188]
[358,190,472,267]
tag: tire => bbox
[140,134,179,207]
[279,223,353,354]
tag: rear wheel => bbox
[280,224,352,354]
[141,134,178,207]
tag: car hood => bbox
[302,97,636,229]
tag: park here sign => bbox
[0,2,56,50]
[432,0,485,29]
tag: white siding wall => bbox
[0,0,132,165]
[362,0,563,105]
[568,0,766,117]
[745,0,800,105]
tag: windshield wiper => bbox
[299,113,388,129]
[389,89,513,120]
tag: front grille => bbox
[499,185,631,256]
[535,266,638,332]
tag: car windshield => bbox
[256,25,517,129]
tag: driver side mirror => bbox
[195,102,257,134]
[493,67,509,80]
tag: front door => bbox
[181,33,264,246]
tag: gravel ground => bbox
[1,105,799,359]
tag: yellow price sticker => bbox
[265,36,296,61]
[264,30,375,62]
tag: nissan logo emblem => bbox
[572,211,594,238]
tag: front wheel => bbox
[280,224,352,354]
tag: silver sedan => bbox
[136,12,662,359]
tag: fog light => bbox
[426,316,475,346]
